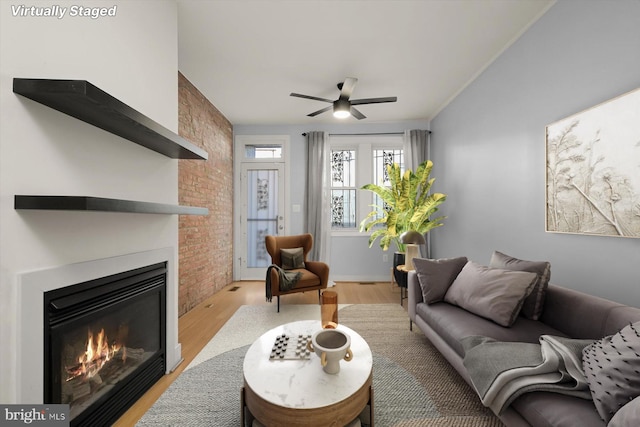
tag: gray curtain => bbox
[305,131,330,262]
[404,129,430,172]
[403,129,432,258]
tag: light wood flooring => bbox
[114,280,406,426]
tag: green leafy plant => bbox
[359,160,446,251]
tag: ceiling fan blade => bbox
[350,107,366,120]
[290,93,333,103]
[350,96,398,105]
[307,105,333,117]
[339,77,358,100]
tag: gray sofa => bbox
[407,269,640,426]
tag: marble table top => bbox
[243,320,373,409]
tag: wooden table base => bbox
[241,374,373,427]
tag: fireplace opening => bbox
[44,262,167,427]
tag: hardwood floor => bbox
[114,280,406,426]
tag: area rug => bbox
[136,304,502,427]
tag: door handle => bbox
[276,215,284,233]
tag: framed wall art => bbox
[546,87,640,238]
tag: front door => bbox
[238,163,286,279]
[234,135,289,281]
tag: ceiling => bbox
[176,0,554,125]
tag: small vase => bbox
[320,290,338,329]
[307,329,353,374]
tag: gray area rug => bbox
[137,304,502,427]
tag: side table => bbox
[396,264,412,305]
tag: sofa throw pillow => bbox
[280,247,305,270]
[413,257,468,304]
[444,261,537,327]
[608,395,640,427]
[582,321,640,424]
[489,250,551,320]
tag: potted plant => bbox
[359,160,446,286]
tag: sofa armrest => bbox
[407,271,423,327]
[541,284,640,339]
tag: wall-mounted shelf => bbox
[13,78,208,160]
[15,196,208,216]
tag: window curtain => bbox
[403,129,430,172]
[305,131,331,263]
[403,129,432,258]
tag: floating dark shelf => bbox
[13,78,208,160]
[15,196,209,216]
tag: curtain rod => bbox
[301,130,431,136]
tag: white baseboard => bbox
[330,274,390,283]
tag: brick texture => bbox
[178,72,233,316]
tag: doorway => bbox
[234,136,289,280]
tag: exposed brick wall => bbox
[177,72,233,316]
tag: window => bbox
[244,144,282,159]
[330,149,357,228]
[372,148,404,219]
[329,135,403,232]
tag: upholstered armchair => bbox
[265,233,330,312]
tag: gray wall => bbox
[234,120,430,281]
[430,0,640,306]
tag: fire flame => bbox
[65,328,123,381]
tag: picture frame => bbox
[546,88,640,238]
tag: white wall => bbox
[234,120,430,282]
[0,0,180,402]
[430,0,640,306]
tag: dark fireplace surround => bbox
[44,262,167,427]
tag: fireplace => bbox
[15,248,180,418]
[44,262,167,427]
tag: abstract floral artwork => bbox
[546,88,640,238]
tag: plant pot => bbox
[393,252,408,289]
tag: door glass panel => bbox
[246,169,279,268]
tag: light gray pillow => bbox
[413,257,468,304]
[280,247,305,270]
[609,395,640,427]
[489,250,551,320]
[582,321,640,423]
[444,261,537,327]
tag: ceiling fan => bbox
[290,77,397,120]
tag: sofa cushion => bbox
[609,395,640,427]
[582,321,640,423]
[444,261,538,327]
[416,301,566,357]
[489,250,551,321]
[413,256,468,304]
[280,247,305,270]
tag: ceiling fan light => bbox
[333,100,351,119]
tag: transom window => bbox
[245,144,282,159]
[329,135,404,232]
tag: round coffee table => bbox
[242,320,374,427]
